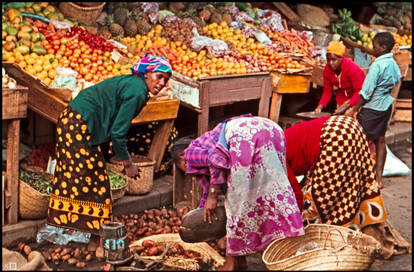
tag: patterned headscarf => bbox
[326,41,346,57]
[130,54,173,78]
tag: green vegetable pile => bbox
[109,171,127,189]
[19,169,53,195]
[331,9,362,41]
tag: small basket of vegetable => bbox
[109,171,128,202]
[108,155,155,195]
[18,166,53,219]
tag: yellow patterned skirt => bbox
[47,106,112,235]
[302,116,387,230]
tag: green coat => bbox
[69,74,149,160]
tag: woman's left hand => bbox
[204,197,218,224]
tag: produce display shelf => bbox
[170,71,272,136]
[2,61,180,171]
[2,85,28,225]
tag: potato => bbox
[130,245,145,253]
[85,254,93,262]
[76,261,86,268]
[67,258,78,265]
[72,248,81,258]
[61,254,71,261]
[23,245,32,256]
[142,239,156,249]
[147,246,160,256]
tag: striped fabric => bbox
[130,54,172,76]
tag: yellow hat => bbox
[326,41,346,57]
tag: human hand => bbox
[314,105,323,114]
[124,163,141,178]
[333,104,350,116]
[203,197,218,224]
[344,107,354,117]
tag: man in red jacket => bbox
[314,41,366,116]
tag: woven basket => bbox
[18,179,50,219]
[129,233,225,270]
[58,2,105,25]
[111,181,128,202]
[107,155,155,195]
[262,224,382,271]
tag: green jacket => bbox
[69,74,149,160]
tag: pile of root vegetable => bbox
[12,206,226,270]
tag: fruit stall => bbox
[1,2,412,270]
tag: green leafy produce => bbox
[109,171,127,189]
[19,170,53,195]
[330,8,362,41]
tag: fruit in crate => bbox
[356,31,375,49]
[392,33,412,47]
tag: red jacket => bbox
[319,57,366,107]
[284,116,331,211]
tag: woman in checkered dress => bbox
[284,115,411,258]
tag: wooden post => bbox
[198,81,210,136]
[388,63,409,127]
[258,77,272,117]
[5,120,20,224]
[269,92,283,124]
[172,164,201,210]
[148,119,175,170]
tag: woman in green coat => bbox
[46,55,172,250]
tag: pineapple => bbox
[135,13,152,35]
[124,12,139,37]
[106,14,124,38]
[113,4,129,26]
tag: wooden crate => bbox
[269,72,311,124]
[172,164,202,210]
[272,72,311,94]
[170,72,272,136]
[3,61,73,103]
[394,50,411,66]
[2,87,28,120]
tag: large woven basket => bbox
[59,2,105,25]
[128,233,225,271]
[107,155,155,195]
[262,224,382,271]
[18,179,50,219]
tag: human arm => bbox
[286,164,303,211]
[350,64,379,117]
[315,68,334,112]
[111,90,146,177]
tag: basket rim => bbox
[19,178,50,197]
[64,2,106,10]
[262,223,376,266]
[109,155,156,167]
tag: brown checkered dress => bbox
[301,116,387,230]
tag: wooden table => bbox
[269,72,312,124]
[170,72,272,136]
[2,86,28,225]
[3,61,180,171]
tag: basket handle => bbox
[323,227,347,250]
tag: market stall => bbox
[170,71,272,136]
[2,61,180,171]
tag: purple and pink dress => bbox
[184,115,304,256]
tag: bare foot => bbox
[377,181,384,189]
